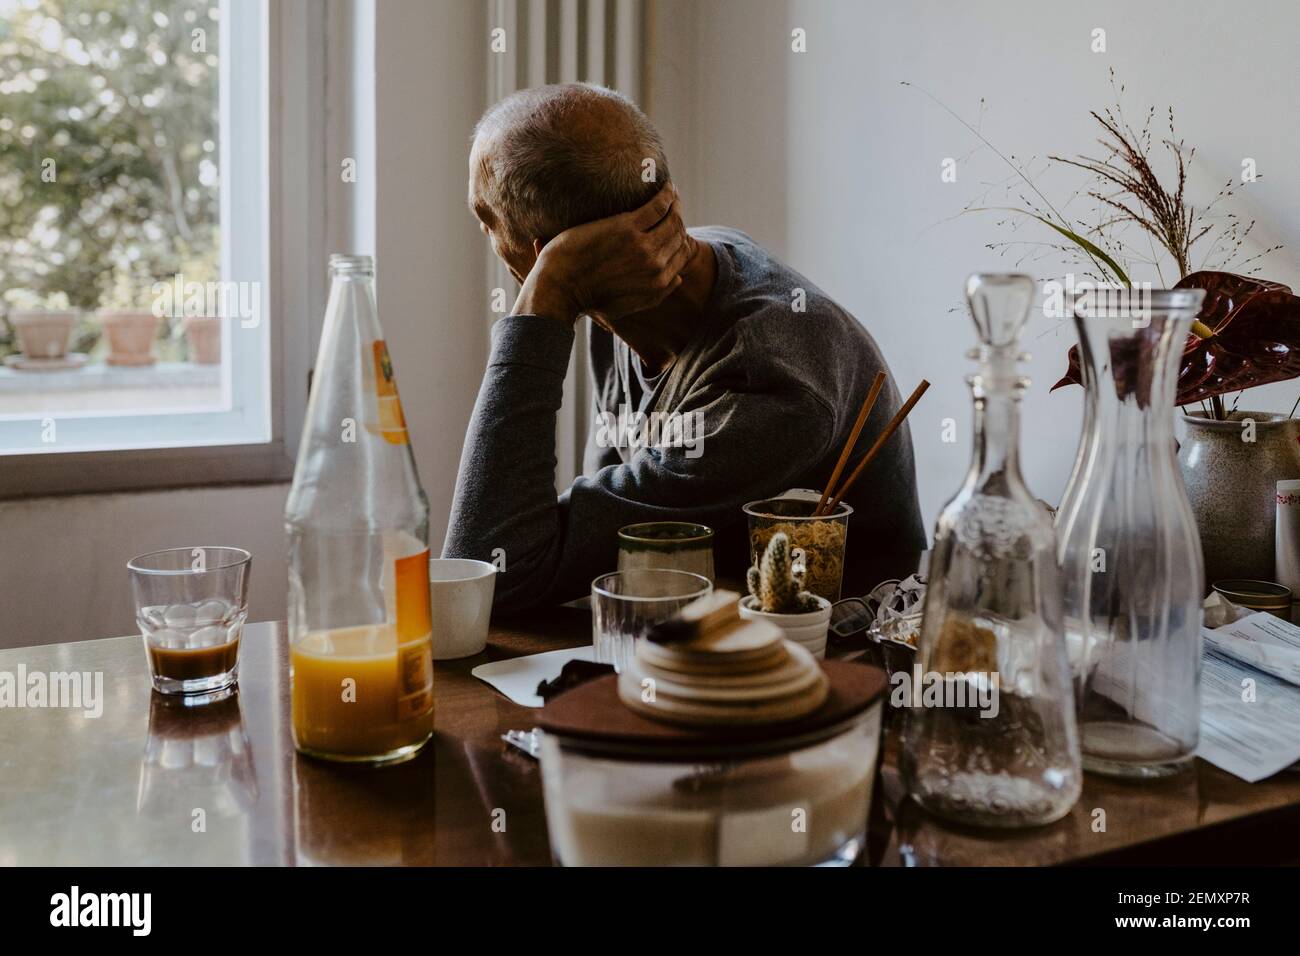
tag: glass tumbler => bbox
[129,546,251,704]
[617,522,715,583]
[743,490,853,601]
[591,569,712,671]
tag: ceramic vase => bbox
[1178,411,1300,588]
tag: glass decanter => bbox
[1055,287,1206,778]
[901,273,1081,828]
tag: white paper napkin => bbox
[471,645,596,708]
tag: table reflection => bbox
[136,691,259,862]
[292,747,436,865]
[889,763,1203,866]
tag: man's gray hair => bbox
[474,83,670,244]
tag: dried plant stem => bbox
[901,81,1116,281]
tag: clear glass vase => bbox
[1055,287,1207,778]
[901,274,1081,828]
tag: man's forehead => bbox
[467,136,495,202]
[470,130,498,172]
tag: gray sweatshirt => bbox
[443,226,926,611]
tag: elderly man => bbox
[444,83,925,611]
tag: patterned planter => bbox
[1179,411,1300,587]
[738,594,832,660]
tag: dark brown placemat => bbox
[539,660,887,749]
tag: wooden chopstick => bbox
[822,379,930,516]
[814,371,887,518]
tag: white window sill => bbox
[0,362,223,416]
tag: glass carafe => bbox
[901,274,1081,828]
[1055,287,1206,778]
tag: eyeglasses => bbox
[830,575,913,638]
[829,596,875,640]
[831,589,920,684]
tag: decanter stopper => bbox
[965,273,1034,351]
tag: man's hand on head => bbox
[511,183,694,326]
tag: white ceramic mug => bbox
[429,559,497,660]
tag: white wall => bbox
[648,0,1300,532]
[373,0,489,545]
[1,1,489,650]
[0,485,290,648]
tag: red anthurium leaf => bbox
[1173,272,1300,405]
[1051,271,1300,406]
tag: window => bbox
[0,0,300,494]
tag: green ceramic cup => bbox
[616,522,715,584]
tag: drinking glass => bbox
[617,522,715,583]
[743,491,852,601]
[591,569,712,671]
[128,546,251,703]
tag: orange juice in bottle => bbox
[286,254,433,763]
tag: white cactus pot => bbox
[738,594,832,659]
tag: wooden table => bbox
[3,610,1299,865]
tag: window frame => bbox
[0,0,326,498]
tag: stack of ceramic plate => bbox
[617,590,829,728]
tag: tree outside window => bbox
[0,0,220,363]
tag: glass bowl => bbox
[539,703,882,867]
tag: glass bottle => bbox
[902,273,1081,828]
[1055,287,1206,778]
[285,254,434,764]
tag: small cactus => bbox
[748,533,822,613]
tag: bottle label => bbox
[394,548,433,720]
[372,340,410,445]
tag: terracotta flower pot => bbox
[9,310,77,360]
[1178,411,1300,587]
[99,310,160,366]
[182,315,221,364]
